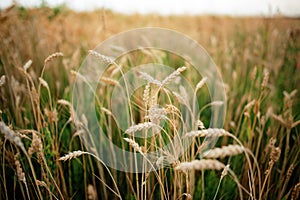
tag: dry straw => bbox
[175,159,225,171]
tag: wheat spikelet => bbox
[23,60,32,71]
[123,138,143,153]
[203,145,244,159]
[261,69,269,89]
[44,52,63,64]
[143,82,151,109]
[38,77,49,90]
[59,150,85,161]
[156,156,165,166]
[291,182,300,200]
[175,159,225,171]
[36,180,47,188]
[0,75,5,86]
[0,121,25,150]
[185,128,229,138]
[125,122,159,134]
[210,101,224,106]
[196,120,205,130]
[14,153,26,183]
[28,133,43,156]
[161,66,187,86]
[251,66,257,80]
[100,76,120,87]
[195,76,208,92]
[165,104,180,114]
[270,146,281,163]
[101,107,113,116]
[57,99,72,107]
[88,50,114,64]
[138,71,161,86]
[149,105,167,121]
[173,91,186,105]
[286,164,295,180]
[88,184,97,200]
[221,164,230,179]
[244,100,256,110]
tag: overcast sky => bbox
[0,0,299,17]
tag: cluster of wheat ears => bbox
[1,47,299,200]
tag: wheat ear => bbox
[123,138,143,153]
[175,159,225,171]
[161,66,187,86]
[125,122,160,134]
[185,128,230,138]
[203,145,245,159]
[59,150,86,161]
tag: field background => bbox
[0,5,300,200]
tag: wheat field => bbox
[0,5,300,200]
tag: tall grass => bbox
[0,5,299,200]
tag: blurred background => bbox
[1,0,300,16]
